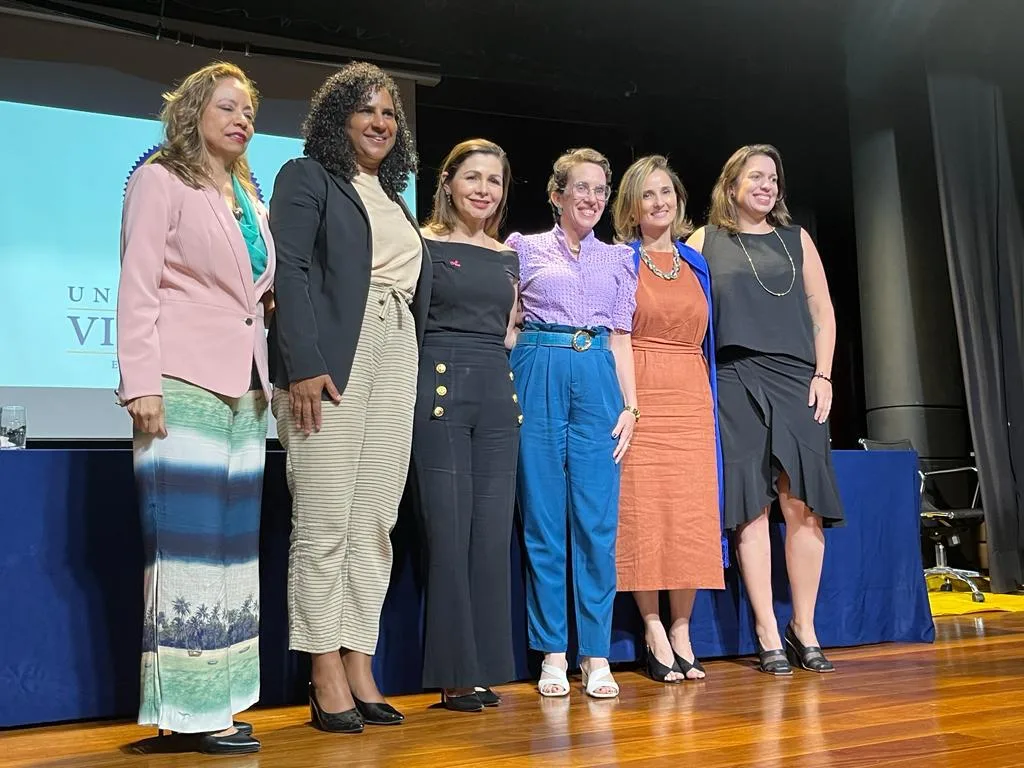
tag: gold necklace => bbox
[639,244,681,280]
[735,229,795,297]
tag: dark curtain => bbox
[927,74,1024,592]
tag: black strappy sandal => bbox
[757,641,793,676]
[673,650,706,680]
[785,624,835,673]
[646,645,683,683]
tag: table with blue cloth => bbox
[0,448,933,727]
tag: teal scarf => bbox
[232,174,267,282]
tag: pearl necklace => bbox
[735,228,796,297]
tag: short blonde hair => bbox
[546,147,612,219]
[709,144,791,233]
[155,61,258,200]
[424,138,511,240]
[612,155,694,243]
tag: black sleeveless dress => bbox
[704,224,845,530]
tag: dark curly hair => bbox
[302,61,417,199]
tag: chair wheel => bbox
[972,593,985,603]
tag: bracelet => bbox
[623,405,640,422]
[813,372,832,384]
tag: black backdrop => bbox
[928,74,1024,592]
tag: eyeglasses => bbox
[565,181,611,201]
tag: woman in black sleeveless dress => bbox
[687,144,843,676]
[412,139,521,711]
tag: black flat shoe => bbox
[645,645,683,683]
[756,641,793,676]
[441,690,483,712]
[309,683,364,733]
[158,722,253,738]
[353,696,405,725]
[474,687,502,707]
[672,651,706,680]
[196,731,261,755]
[785,624,835,673]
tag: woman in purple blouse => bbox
[506,147,639,699]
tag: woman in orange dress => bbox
[611,155,726,682]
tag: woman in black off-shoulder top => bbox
[411,139,522,712]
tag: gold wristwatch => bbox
[623,405,640,422]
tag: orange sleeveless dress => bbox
[616,250,724,591]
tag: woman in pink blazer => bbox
[115,61,275,756]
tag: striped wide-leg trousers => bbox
[273,284,418,656]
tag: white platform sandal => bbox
[581,664,619,699]
[537,662,570,697]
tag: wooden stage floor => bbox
[4,613,1024,768]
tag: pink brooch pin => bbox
[450,259,461,268]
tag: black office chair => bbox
[858,437,986,602]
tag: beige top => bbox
[351,172,422,297]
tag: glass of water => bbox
[0,406,27,449]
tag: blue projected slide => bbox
[0,99,416,392]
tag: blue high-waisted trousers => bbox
[510,322,623,659]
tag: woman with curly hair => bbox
[116,60,273,755]
[267,61,430,733]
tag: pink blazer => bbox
[116,163,276,404]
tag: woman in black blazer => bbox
[268,61,431,734]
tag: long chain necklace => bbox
[639,244,681,280]
[735,229,795,297]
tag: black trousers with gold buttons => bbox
[410,331,522,689]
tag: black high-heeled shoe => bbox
[309,682,364,733]
[645,645,683,683]
[353,695,405,725]
[672,650,706,680]
[785,624,835,673]
[440,690,483,712]
[756,640,793,676]
[474,687,501,707]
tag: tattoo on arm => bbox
[807,294,820,335]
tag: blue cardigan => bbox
[629,240,729,569]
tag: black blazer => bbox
[267,156,432,396]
